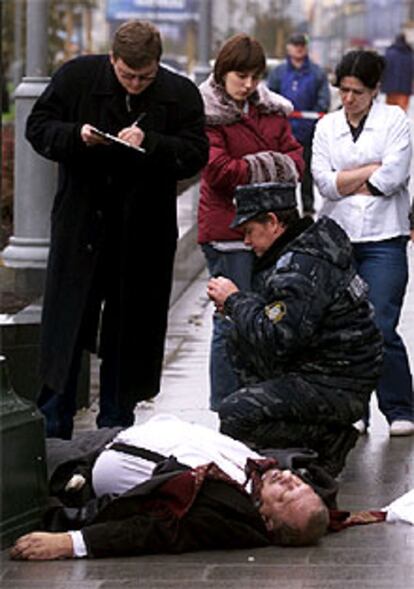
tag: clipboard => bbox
[90,127,146,153]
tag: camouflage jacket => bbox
[224,216,383,394]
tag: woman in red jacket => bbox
[198,34,304,411]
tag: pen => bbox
[133,112,147,127]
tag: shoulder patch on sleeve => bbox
[347,273,368,302]
[265,301,287,323]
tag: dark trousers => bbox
[37,299,136,440]
[38,246,135,439]
[219,374,361,476]
[300,139,315,214]
[37,346,82,440]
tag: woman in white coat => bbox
[312,50,414,436]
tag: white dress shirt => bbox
[92,413,260,495]
[70,415,261,557]
[312,101,412,242]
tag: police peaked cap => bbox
[230,182,297,228]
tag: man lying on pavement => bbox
[10,414,336,560]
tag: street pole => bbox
[193,0,212,86]
[2,0,57,291]
[12,0,24,89]
[26,0,48,76]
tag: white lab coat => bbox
[312,100,412,242]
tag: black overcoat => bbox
[26,55,209,402]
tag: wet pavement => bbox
[2,248,414,588]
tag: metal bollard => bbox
[0,355,48,548]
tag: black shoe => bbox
[317,426,359,477]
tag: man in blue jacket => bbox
[382,33,414,112]
[267,34,330,215]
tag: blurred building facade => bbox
[88,1,307,66]
[87,1,414,71]
[6,1,414,92]
[308,0,414,69]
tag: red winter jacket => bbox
[198,76,304,244]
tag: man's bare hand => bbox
[10,532,74,561]
[81,124,110,146]
[118,124,145,148]
[207,276,239,312]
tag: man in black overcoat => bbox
[25,20,209,438]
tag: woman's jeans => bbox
[353,237,414,424]
[202,244,254,411]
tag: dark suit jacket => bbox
[82,472,271,558]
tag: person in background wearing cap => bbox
[267,33,330,216]
[198,33,304,413]
[207,182,383,477]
